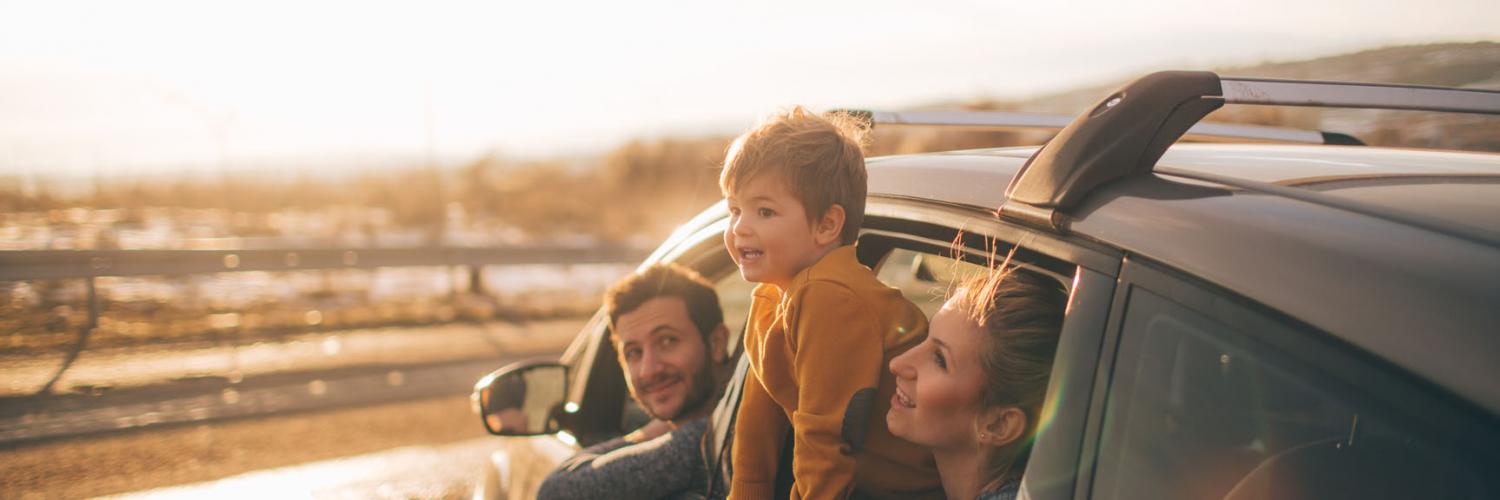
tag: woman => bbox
[887,265,1067,500]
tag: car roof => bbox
[876,143,1500,219]
[866,143,1500,415]
[1158,145,1500,238]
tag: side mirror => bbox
[471,360,568,436]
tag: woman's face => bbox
[887,296,989,450]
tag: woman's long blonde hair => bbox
[950,246,1068,491]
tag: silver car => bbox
[473,71,1500,500]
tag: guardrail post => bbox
[38,276,99,396]
[86,276,99,332]
[468,265,486,296]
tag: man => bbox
[537,264,734,499]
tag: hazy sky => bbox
[2,0,1498,178]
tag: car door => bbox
[1078,257,1500,500]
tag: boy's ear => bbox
[976,406,1028,448]
[813,204,846,247]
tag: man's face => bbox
[614,296,723,422]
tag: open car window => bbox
[873,245,1073,317]
[875,247,984,319]
[715,272,755,358]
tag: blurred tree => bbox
[599,136,731,239]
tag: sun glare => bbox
[4,0,1498,176]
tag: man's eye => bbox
[658,336,678,348]
[625,349,641,361]
[757,208,774,217]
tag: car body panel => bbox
[864,143,1500,415]
[1069,173,1500,415]
[1301,178,1500,238]
[477,436,577,500]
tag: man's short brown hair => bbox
[719,106,869,245]
[605,264,723,343]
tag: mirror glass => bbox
[475,363,567,436]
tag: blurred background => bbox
[2,0,1498,498]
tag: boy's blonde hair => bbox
[719,106,869,245]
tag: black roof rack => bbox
[997,71,1500,232]
[839,109,1360,145]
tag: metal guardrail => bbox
[0,245,650,281]
[1,245,650,396]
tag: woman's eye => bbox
[933,349,948,370]
[757,208,774,217]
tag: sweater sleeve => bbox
[787,282,886,500]
[537,418,710,500]
[726,368,790,500]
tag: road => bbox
[5,395,492,499]
[0,318,588,498]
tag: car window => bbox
[874,247,985,318]
[874,246,1070,319]
[1091,288,1496,500]
[715,271,755,356]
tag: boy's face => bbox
[724,173,829,288]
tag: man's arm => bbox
[787,282,885,499]
[537,418,710,500]
[624,418,674,444]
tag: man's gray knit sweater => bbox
[536,418,710,500]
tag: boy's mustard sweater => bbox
[728,246,942,500]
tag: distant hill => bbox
[1021,42,1499,109]
[9,42,1495,246]
[892,41,1500,153]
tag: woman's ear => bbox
[814,204,846,247]
[976,406,1028,448]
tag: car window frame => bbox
[560,197,1129,485]
[856,204,1122,500]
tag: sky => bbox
[2,0,1498,179]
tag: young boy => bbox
[722,107,942,499]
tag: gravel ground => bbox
[1,395,494,499]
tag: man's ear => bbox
[976,406,1028,448]
[708,324,729,363]
[814,204,846,247]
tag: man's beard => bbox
[645,352,716,421]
